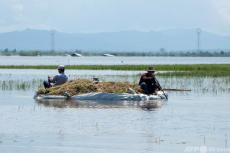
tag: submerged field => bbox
[0,69,229,94]
[0,68,230,153]
[0,55,230,153]
[0,64,230,76]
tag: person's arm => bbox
[49,75,58,84]
[139,76,143,85]
[154,78,162,90]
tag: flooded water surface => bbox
[0,56,230,65]
[0,69,229,153]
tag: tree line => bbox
[0,48,230,57]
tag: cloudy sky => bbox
[0,0,230,34]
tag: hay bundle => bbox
[37,79,140,96]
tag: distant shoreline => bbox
[1,50,230,57]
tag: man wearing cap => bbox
[139,66,162,94]
[43,65,68,88]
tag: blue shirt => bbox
[52,73,68,86]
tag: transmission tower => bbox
[51,30,55,52]
[196,28,201,51]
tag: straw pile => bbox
[37,79,141,96]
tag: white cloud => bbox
[0,0,53,32]
[0,0,229,34]
[212,0,230,24]
[12,2,24,12]
[0,0,24,25]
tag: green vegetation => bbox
[0,79,42,90]
[0,64,230,76]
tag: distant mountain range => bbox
[0,29,230,51]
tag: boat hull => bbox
[35,91,168,109]
[35,91,168,102]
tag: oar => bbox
[161,89,168,100]
[163,88,192,91]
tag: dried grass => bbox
[37,79,141,96]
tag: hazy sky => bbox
[0,0,230,34]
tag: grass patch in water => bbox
[0,64,230,76]
[0,80,42,90]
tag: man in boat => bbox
[43,65,68,88]
[139,66,162,94]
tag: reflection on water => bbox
[36,98,166,110]
[0,91,229,153]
